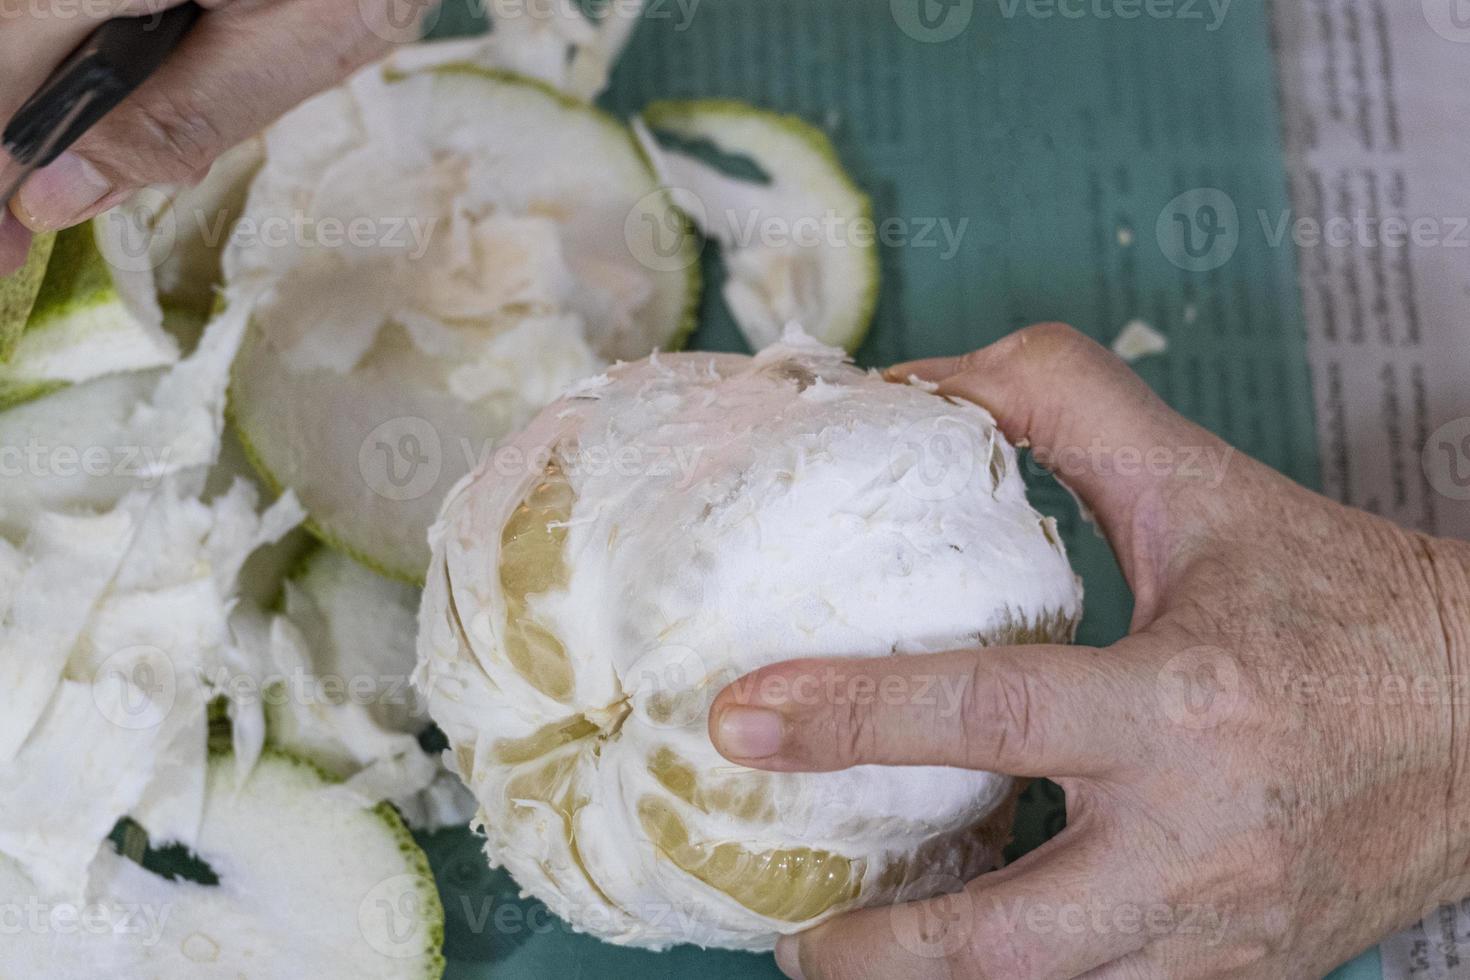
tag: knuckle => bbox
[125,92,226,181]
[827,694,881,767]
[963,661,1040,770]
[1012,321,1086,360]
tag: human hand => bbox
[709,323,1470,979]
[0,0,424,273]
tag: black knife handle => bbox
[3,2,205,168]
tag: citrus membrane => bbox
[227,60,701,582]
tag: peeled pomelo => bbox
[417,330,1083,951]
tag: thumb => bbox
[12,0,393,232]
[889,323,1237,599]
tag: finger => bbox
[887,323,1238,604]
[0,1,215,124]
[13,0,396,231]
[778,828,1147,980]
[710,643,1150,778]
[0,210,33,277]
[1078,957,1167,980]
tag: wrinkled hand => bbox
[710,323,1470,979]
[0,0,416,272]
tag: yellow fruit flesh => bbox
[499,464,577,701]
[505,747,619,907]
[649,747,777,824]
[494,716,600,765]
[639,798,863,923]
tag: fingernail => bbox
[714,706,785,759]
[775,936,806,980]
[15,152,113,231]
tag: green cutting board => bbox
[422,1,1320,976]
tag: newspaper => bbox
[1273,0,1470,544]
[1274,3,1470,977]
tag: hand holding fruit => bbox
[711,323,1470,979]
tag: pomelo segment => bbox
[0,752,445,979]
[499,463,577,702]
[227,64,700,583]
[638,99,879,353]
